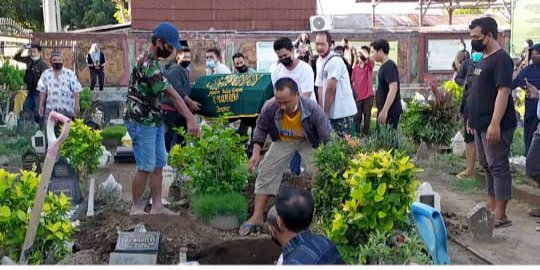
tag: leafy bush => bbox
[442,80,463,105]
[362,126,416,157]
[326,150,420,263]
[79,87,94,119]
[511,127,525,157]
[401,93,459,146]
[357,231,432,265]
[61,119,103,194]
[168,118,247,195]
[192,193,247,221]
[0,169,76,264]
[101,125,127,141]
[314,136,358,226]
[0,59,24,92]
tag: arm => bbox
[87,54,93,67]
[249,102,272,172]
[511,69,527,90]
[324,79,337,115]
[454,61,468,87]
[101,52,106,66]
[14,45,29,63]
[301,65,315,99]
[74,92,80,116]
[487,55,514,144]
[165,87,199,135]
[378,82,398,124]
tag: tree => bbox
[60,0,117,30]
[0,0,44,31]
[113,0,130,23]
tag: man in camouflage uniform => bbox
[124,22,199,216]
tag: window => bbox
[427,39,472,72]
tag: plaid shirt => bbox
[282,230,345,265]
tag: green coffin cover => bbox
[190,73,273,118]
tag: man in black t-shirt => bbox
[467,17,517,228]
[370,39,402,129]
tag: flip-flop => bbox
[494,219,512,228]
[238,223,263,237]
[529,209,540,218]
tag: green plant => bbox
[357,231,432,265]
[362,126,416,157]
[452,177,483,193]
[168,118,247,195]
[192,193,247,222]
[79,87,94,119]
[60,119,103,194]
[0,59,25,120]
[401,93,459,146]
[0,169,76,264]
[313,136,358,227]
[442,80,463,106]
[327,150,420,263]
[511,127,525,157]
[101,125,127,141]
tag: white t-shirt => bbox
[315,52,357,119]
[206,62,232,75]
[37,68,83,117]
[271,61,316,103]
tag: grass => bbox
[101,125,127,141]
[452,177,483,193]
[511,127,525,157]
[192,193,247,222]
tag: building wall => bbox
[131,0,316,31]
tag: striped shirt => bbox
[282,230,345,265]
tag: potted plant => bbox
[192,193,247,230]
[101,124,126,149]
[169,118,248,229]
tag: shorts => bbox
[463,117,474,143]
[126,122,168,172]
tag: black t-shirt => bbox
[468,49,517,132]
[376,59,402,117]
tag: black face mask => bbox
[157,47,172,58]
[280,56,293,67]
[471,37,487,52]
[52,63,63,70]
[236,65,248,73]
[180,61,190,69]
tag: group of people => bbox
[453,17,540,228]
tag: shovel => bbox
[19,112,72,264]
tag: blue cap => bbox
[532,44,540,53]
[152,22,181,50]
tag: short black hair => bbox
[469,17,498,39]
[206,47,221,59]
[273,37,294,52]
[526,39,534,48]
[370,39,390,55]
[275,189,314,233]
[274,77,299,95]
[361,45,370,54]
[334,45,344,52]
[30,44,42,52]
[316,31,332,45]
[232,52,245,61]
[180,47,191,53]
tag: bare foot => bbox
[150,206,179,216]
[456,170,475,179]
[130,207,147,216]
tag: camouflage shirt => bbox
[124,50,171,126]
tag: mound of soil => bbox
[194,238,281,264]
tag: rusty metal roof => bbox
[332,13,509,30]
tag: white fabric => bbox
[206,62,232,75]
[315,52,357,119]
[37,68,83,117]
[88,43,100,63]
[271,61,316,102]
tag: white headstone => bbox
[98,174,123,200]
[31,130,46,154]
[98,146,113,168]
[121,132,132,147]
[451,131,466,156]
[92,109,104,127]
[162,165,175,199]
[5,112,17,130]
[416,182,441,212]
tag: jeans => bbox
[126,122,168,172]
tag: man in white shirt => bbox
[315,31,357,137]
[205,47,231,75]
[37,51,82,120]
[271,37,315,102]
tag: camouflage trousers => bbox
[330,116,356,138]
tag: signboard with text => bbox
[190,73,273,118]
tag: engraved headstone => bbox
[48,158,81,204]
[115,232,160,252]
[109,252,157,265]
[416,182,441,212]
[467,203,494,240]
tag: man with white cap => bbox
[124,22,199,216]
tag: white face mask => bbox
[30,56,40,61]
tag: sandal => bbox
[238,223,263,237]
[529,209,540,218]
[494,219,512,228]
[456,171,474,180]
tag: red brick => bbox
[213,20,254,30]
[253,0,316,10]
[172,0,212,9]
[253,9,313,20]
[214,10,254,21]
[133,8,214,21]
[213,0,257,9]
[253,19,309,31]
[132,0,174,9]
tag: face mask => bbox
[206,60,216,69]
[471,52,483,63]
[471,37,487,52]
[280,56,293,67]
[236,65,248,73]
[180,61,190,69]
[31,56,40,62]
[458,44,465,51]
[157,47,172,58]
[52,63,63,70]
